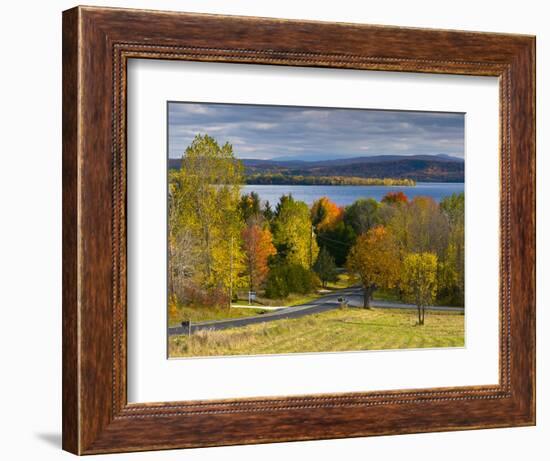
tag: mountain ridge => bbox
[168,154,464,183]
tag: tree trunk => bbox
[417,305,425,325]
[167,242,174,300]
[363,285,373,309]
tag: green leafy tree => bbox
[313,247,338,288]
[344,198,381,235]
[402,252,438,325]
[316,222,356,266]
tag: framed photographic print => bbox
[165,101,466,359]
[62,6,535,455]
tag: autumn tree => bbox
[272,194,319,268]
[311,197,344,231]
[313,247,338,288]
[311,197,354,266]
[346,225,401,308]
[168,178,200,303]
[407,196,449,256]
[440,192,464,226]
[401,252,438,325]
[168,134,245,306]
[438,193,465,304]
[388,196,449,258]
[241,223,277,293]
[382,191,408,206]
[167,223,198,303]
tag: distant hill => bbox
[168,154,464,183]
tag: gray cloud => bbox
[168,102,464,161]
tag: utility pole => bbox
[229,235,233,309]
[309,225,314,268]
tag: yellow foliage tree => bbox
[272,195,319,269]
[401,252,438,325]
[346,225,401,308]
[169,134,246,307]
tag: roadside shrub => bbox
[264,263,317,299]
[264,267,290,299]
[286,264,315,294]
[184,283,229,309]
[168,298,180,324]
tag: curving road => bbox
[168,286,463,336]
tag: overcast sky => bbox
[168,102,464,161]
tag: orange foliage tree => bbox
[311,196,344,231]
[346,225,401,308]
[242,224,277,293]
[382,191,408,205]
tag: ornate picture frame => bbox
[62,6,535,454]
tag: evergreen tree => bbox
[313,247,338,288]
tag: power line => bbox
[316,234,354,247]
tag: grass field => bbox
[168,307,464,358]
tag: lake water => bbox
[242,182,464,206]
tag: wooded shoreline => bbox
[245,174,416,186]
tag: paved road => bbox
[341,288,465,313]
[168,286,463,336]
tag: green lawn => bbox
[372,287,401,302]
[324,273,353,290]
[169,307,464,357]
